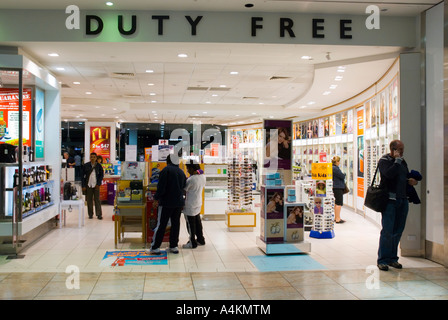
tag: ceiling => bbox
[0,0,439,126]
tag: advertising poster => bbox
[318,118,324,137]
[329,115,336,136]
[341,111,348,134]
[264,119,292,170]
[34,88,45,159]
[324,117,329,136]
[264,188,285,243]
[90,126,111,162]
[356,107,365,199]
[347,109,353,134]
[286,204,304,242]
[336,113,342,135]
[101,250,168,266]
[0,88,32,147]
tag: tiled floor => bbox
[0,204,447,300]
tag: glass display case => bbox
[0,53,61,255]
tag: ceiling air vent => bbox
[242,97,259,100]
[209,87,230,91]
[110,72,136,79]
[269,76,292,81]
[61,83,70,88]
[187,87,209,91]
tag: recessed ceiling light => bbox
[149,93,156,96]
[212,94,218,97]
[329,84,338,89]
[73,81,81,85]
[85,92,92,95]
[56,67,65,71]
[177,53,188,58]
[307,101,315,105]
[323,91,331,95]
[219,84,226,88]
[106,2,113,6]
[301,56,313,60]
[335,76,343,81]
[146,69,154,73]
[48,53,59,57]
[147,83,154,86]
[230,71,239,75]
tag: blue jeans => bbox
[377,198,409,265]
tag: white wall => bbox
[425,3,444,245]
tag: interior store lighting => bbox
[106,2,114,6]
[48,53,59,57]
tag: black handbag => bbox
[364,163,389,212]
[343,183,349,194]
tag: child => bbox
[183,162,206,248]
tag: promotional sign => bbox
[356,107,365,200]
[100,250,167,266]
[34,88,45,159]
[0,88,32,147]
[90,126,111,162]
[311,163,333,180]
[264,119,292,170]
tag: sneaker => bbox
[149,248,161,255]
[388,262,403,269]
[168,247,179,254]
[182,242,197,249]
[377,263,389,271]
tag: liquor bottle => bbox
[0,111,7,140]
[23,169,28,187]
[28,168,33,186]
[13,169,19,188]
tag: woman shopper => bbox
[332,156,346,223]
[182,162,206,249]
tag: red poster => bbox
[90,126,111,162]
[0,88,32,147]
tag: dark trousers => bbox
[151,206,182,250]
[377,198,409,265]
[185,214,205,248]
[86,186,102,218]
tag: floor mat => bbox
[249,254,326,272]
[100,250,168,266]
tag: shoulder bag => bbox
[364,163,389,212]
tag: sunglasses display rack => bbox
[225,154,256,231]
[309,194,335,239]
[227,155,254,211]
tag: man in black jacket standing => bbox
[149,154,186,254]
[81,152,104,220]
[377,140,418,271]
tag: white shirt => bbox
[87,164,97,188]
[183,174,206,216]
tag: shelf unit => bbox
[203,163,228,216]
[0,54,61,255]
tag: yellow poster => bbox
[311,163,333,180]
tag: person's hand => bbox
[393,150,401,158]
[408,178,418,186]
[82,187,86,192]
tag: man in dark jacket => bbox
[376,140,418,271]
[149,154,186,254]
[81,152,104,219]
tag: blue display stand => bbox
[309,229,335,239]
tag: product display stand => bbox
[257,179,311,255]
[309,163,335,239]
[225,154,256,231]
